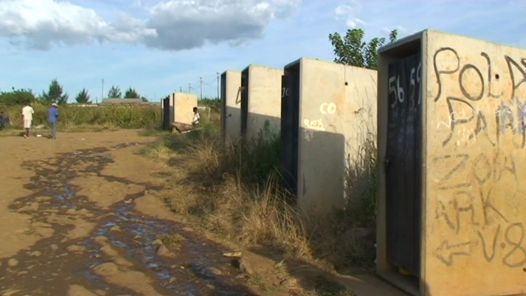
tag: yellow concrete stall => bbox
[281,58,377,215]
[376,29,526,296]
[221,71,242,143]
[161,92,198,132]
[240,65,283,140]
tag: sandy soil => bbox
[0,130,256,295]
[0,129,405,296]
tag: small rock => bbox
[30,202,39,211]
[66,244,86,253]
[7,258,19,267]
[110,225,121,232]
[29,251,42,257]
[280,278,299,287]
[17,271,28,276]
[50,244,59,251]
[95,289,107,296]
[66,208,77,215]
[94,236,107,244]
[239,258,253,275]
[92,262,119,276]
[168,277,176,284]
[152,239,163,246]
[156,244,174,258]
[223,251,242,258]
[206,284,215,290]
[207,267,223,276]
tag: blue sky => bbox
[0,0,524,103]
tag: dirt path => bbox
[0,130,255,296]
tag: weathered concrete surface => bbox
[221,71,242,143]
[283,58,377,215]
[241,65,283,140]
[170,92,197,125]
[377,29,526,296]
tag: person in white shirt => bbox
[192,107,200,127]
[21,102,35,138]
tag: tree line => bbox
[0,80,147,106]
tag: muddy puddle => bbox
[1,143,256,295]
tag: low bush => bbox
[0,103,161,130]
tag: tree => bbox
[108,86,121,98]
[75,88,91,104]
[41,79,68,104]
[329,28,398,69]
[0,88,36,105]
[124,88,140,99]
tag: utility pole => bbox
[199,76,203,100]
[188,83,192,93]
[179,86,182,92]
[216,72,220,100]
[100,78,104,104]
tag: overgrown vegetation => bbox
[0,88,36,106]
[0,103,161,130]
[142,113,378,273]
[329,28,398,69]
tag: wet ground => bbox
[0,140,256,295]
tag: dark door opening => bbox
[281,63,300,199]
[162,96,170,130]
[385,52,422,277]
[221,73,227,140]
[240,69,249,138]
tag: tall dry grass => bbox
[306,130,377,270]
[144,112,378,271]
[144,128,311,258]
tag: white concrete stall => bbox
[281,57,377,215]
[240,65,283,140]
[221,71,242,143]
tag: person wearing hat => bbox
[48,102,59,139]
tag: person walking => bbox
[21,102,34,138]
[48,102,59,139]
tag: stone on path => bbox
[7,258,19,267]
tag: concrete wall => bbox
[221,71,242,142]
[377,29,526,296]
[170,92,197,125]
[242,65,283,140]
[284,58,377,215]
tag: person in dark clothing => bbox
[0,112,9,129]
[48,103,59,139]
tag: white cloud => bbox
[144,0,300,50]
[0,0,156,49]
[0,0,301,50]
[335,0,364,28]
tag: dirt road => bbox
[0,130,254,296]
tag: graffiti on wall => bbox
[432,47,526,268]
[433,48,526,148]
